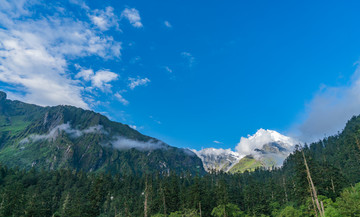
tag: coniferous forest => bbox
[1,115,360,216]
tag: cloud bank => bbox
[109,137,166,151]
[20,123,105,144]
[20,122,166,152]
[292,65,360,143]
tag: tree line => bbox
[0,115,360,216]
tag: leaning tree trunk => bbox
[302,151,324,217]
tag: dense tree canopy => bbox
[0,116,360,216]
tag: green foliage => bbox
[211,203,244,217]
[169,209,199,217]
[152,214,166,217]
[325,182,360,216]
[276,206,302,217]
[324,206,341,217]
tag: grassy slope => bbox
[229,155,263,173]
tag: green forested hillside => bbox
[0,92,205,175]
[1,113,360,216]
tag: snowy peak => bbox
[195,129,301,173]
[192,148,241,172]
[236,129,300,167]
[236,129,298,156]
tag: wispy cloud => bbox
[213,140,223,144]
[20,123,106,144]
[121,8,143,28]
[292,65,360,142]
[130,56,141,64]
[128,77,150,90]
[164,66,173,73]
[115,92,129,105]
[164,20,172,28]
[129,125,137,130]
[128,125,144,131]
[181,52,195,67]
[89,6,119,31]
[108,137,166,151]
[149,115,161,124]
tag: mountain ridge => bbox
[0,91,205,175]
[194,129,299,173]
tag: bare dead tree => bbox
[302,151,324,217]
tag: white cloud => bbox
[89,6,119,31]
[292,65,360,142]
[69,0,90,10]
[236,129,297,156]
[164,20,172,28]
[213,140,223,144]
[128,77,150,90]
[91,70,119,90]
[181,52,195,67]
[115,92,129,105]
[76,68,118,91]
[129,125,137,130]
[109,137,166,151]
[20,123,106,144]
[0,0,31,19]
[235,129,299,167]
[121,8,143,28]
[164,66,173,73]
[0,1,122,108]
[76,68,94,81]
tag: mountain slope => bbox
[0,92,205,174]
[192,148,242,172]
[195,129,299,173]
[228,155,263,173]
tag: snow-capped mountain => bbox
[235,128,299,166]
[194,129,300,173]
[192,148,242,172]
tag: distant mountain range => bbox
[0,91,205,175]
[193,129,300,173]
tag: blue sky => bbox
[1,0,360,150]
